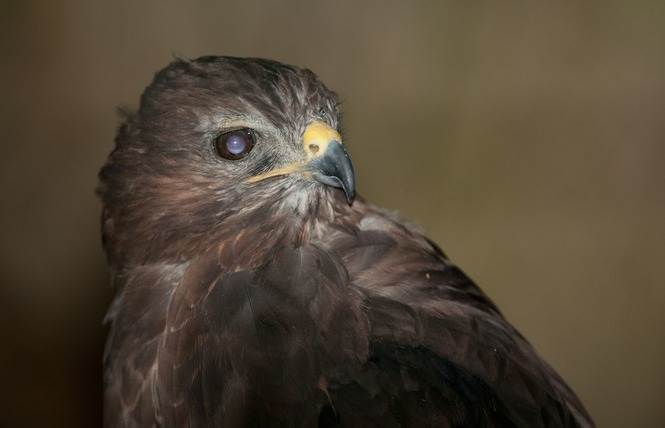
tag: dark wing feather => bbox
[325,203,594,427]
[104,204,592,427]
[104,244,370,427]
[102,56,593,427]
[103,263,186,428]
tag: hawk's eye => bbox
[215,129,255,160]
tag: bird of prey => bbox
[98,56,594,427]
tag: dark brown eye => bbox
[215,129,255,160]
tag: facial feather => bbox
[100,56,594,428]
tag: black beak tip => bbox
[311,174,355,205]
[309,140,356,205]
[343,183,355,205]
[344,189,356,205]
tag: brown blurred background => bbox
[1,1,664,427]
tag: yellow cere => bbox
[247,122,341,183]
[302,122,342,161]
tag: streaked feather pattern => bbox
[100,56,593,427]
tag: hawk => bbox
[98,56,594,427]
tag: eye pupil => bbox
[225,134,246,155]
[215,129,255,160]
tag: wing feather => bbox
[104,244,369,427]
[325,204,594,427]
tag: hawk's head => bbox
[98,56,355,266]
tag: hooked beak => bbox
[304,124,355,204]
[247,122,355,204]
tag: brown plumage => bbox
[98,56,594,427]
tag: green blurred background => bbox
[1,1,664,426]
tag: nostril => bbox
[309,143,320,154]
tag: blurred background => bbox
[1,1,664,426]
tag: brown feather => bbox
[100,56,594,427]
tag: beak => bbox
[247,122,355,204]
[304,123,355,204]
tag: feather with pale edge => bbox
[99,56,594,427]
